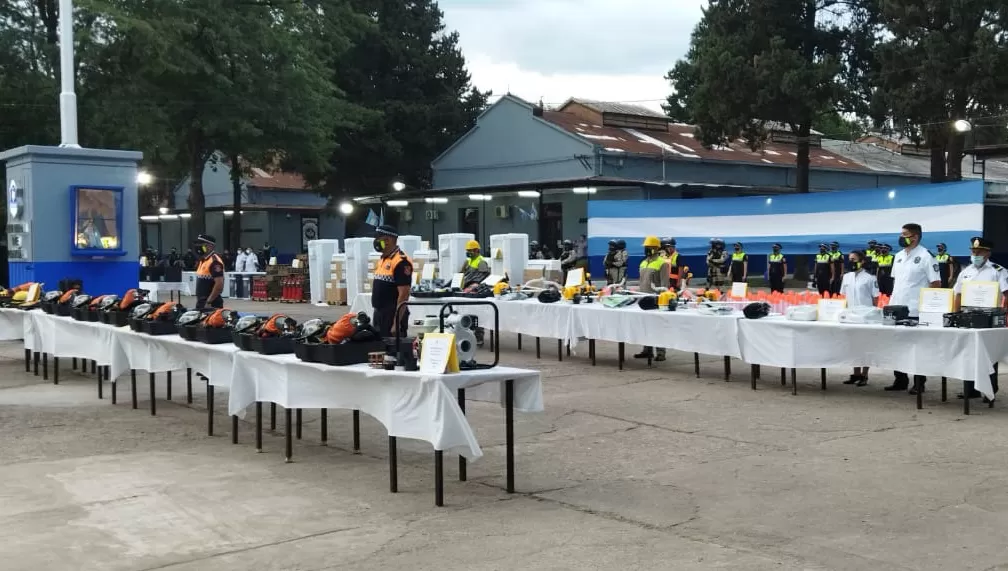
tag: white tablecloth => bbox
[138,281,184,302]
[111,328,239,386]
[737,317,1008,400]
[227,353,543,460]
[0,308,25,341]
[25,313,119,365]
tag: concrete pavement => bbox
[2,300,1008,570]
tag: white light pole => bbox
[58,0,80,148]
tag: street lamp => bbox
[953,119,972,133]
[339,201,353,215]
[137,171,153,185]
[392,181,406,192]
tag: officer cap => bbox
[818,243,827,249]
[375,225,398,237]
[936,242,947,250]
[196,234,216,244]
[772,243,782,249]
[970,236,993,251]
[734,242,743,248]
[830,240,839,247]
[868,239,877,246]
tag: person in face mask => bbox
[875,243,894,295]
[887,222,940,395]
[729,242,747,284]
[194,234,225,309]
[767,243,786,293]
[952,237,1008,401]
[460,239,490,287]
[934,242,958,288]
[840,250,879,386]
[813,243,833,296]
[370,225,413,337]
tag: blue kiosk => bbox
[1,146,142,294]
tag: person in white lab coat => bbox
[886,222,940,394]
[952,237,1008,400]
[839,250,879,386]
[241,247,259,272]
[233,249,247,272]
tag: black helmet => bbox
[43,290,62,303]
[562,240,573,250]
[772,243,782,250]
[71,294,93,309]
[99,295,120,311]
[297,318,330,342]
[638,295,659,310]
[734,242,743,248]
[176,310,204,326]
[937,242,947,251]
[529,240,539,250]
[661,238,675,248]
[537,288,561,303]
[616,239,626,250]
[868,239,878,247]
[131,303,155,320]
[233,315,264,334]
[830,241,839,248]
[608,239,617,250]
[743,302,771,319]
[819,243,828,250]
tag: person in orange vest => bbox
[661,238,681,289]
[371,225,413,337]
[193,234,225,309]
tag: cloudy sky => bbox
[439,0,707,112]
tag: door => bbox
[459,207,480,238]
[542,202,563,257]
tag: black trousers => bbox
[769,274,784,293]
[373,306,409,338]
[815,274,831,296]
[830,277,842,296]
[195,296,223,310]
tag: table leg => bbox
[320,409,328,445]
[91,360,96,374]
[97,365,103,399]
[207,384,215,435]
[915,377,923,410]
[53,357,59,385]
[33,351,38,376]
[781,368,786,386]
[166,371,172,401]
[111,374,117,405]
[231,415,238,444]
[353,410,361,453]
[517,333,522,351]
[131,369,137,409]
[535,337,541,359]
[149,373,156,416]
[24,349,30,372]
[618,342,625,370]
[434,450,444,507]
[186,368,193,404]
[270,403,276,431]
[963,380,971,415]
[821,368,827,391]
[589,339,596,366]
[941,377,947,402]
[557,339,562,362]
[285,408,293,463]
[458,389,467,482]
[255,403,263,452]
[566,342,570,357]
[694,353,700,378]
[505,379,515,494]
[296,409,302,440]
[42,352,48,380]
[723,356,730,381]
[750,365,757,390]
[792,369,797,396]
[388,436,398,492]
[72,356,77,371]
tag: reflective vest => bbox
[196,253,224,278]
[830,251,842,261]
[467,255,484,270]
[875,254,894,269]
[769,253,784,262]
[935,253,950,264]
[731,252,746,262]
[815,253,831,273]
[666,251,680,278]
[375,249,412,284]
[640,257,665,272]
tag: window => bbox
[71,186,126,255]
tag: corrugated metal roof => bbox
[822,139,1008,182]
[557,98,670,119]
[542,111,859,169]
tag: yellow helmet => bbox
[465,240,480,250]
[562,286,578,300]
[492,282,510,295]
[658,290,676,307]
[643,236,661,248]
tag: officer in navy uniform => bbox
[370,225,413,337]
[767,243,786,293]
[829,241,844,295]
[953,237,1008,401]
[813,243,833,296]
[934,242,960,288]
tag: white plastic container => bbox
[307,239,341,304]
[489,233,529,284]
[397,234,422,259]
[344,237,374,306]
[438,233,475,281]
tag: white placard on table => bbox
[918,288,954,314]
[730,282,748,298]
[481,274,504,286]
[450,273,464,289]
[421,264,436,280]
[817,298,847,322]
[961,281,1000,308]
[419,332,458,374]
[565,268,585,288]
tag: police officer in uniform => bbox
[371,225,413,337]
[729,242,748,284]
[661,238,681,290]
[953,237,1008,400]
[634,236,670,361]
[829,241,843,295]
[875,244,894,295]
[767,243,787,293]
[813,243,833,296]
[934,242,959,288]
[865,240,879,274]
[603,240,628,284]
[529,241,545,260]
[886,222,940,394]
[193,234,225,309]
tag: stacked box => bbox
[326,254,348,304]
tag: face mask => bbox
[373,238,385,252]
[734,247,741,252]
[898,236,912,248]
[644,247,656,257]
[198,244,209,255]
[466,251,477,259]
[971,255,986,268]
[848,261,861,271]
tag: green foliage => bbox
[666,0,847,192]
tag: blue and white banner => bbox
[587,180,984,259]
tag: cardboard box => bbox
[523,268,544,284]
[544,269,563,284]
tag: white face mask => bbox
[971,255,986,268]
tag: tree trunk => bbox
[187,150,207,244]
[929,145,946,183]
[795,124,811,193]
[229,154,243,254]
[946,133,965,182]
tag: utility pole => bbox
[58,0,80,148]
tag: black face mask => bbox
[373,238,386,252]
[848,261,861,271]
[644,247,657,258]
[772,248,780,253]
[898,236,912,248]
[819,248,827,254]
[734,247,741,252]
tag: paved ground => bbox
[3,297,1008,570]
